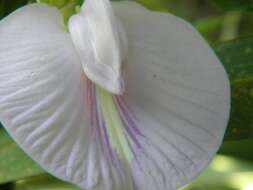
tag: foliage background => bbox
[0,0,253,189]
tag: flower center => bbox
[69,0,128,95]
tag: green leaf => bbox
[183,155,253,189]
[214,37,253,140]
[0,1,6,19]
[219,138,253,161]
[0,129,43,184]
[0,0,28,19]
[38,0,82,24]
[14,175,78,190]
[194,16,224,41]
[210,0,253,11]
[37,0,69,8]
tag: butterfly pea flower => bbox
[0,0,230,189]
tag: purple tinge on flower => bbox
[0,0,230,190]
[80,77,140,189]
[84,78,142,161]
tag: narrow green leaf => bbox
[14,175,78,190]
[0,129,43,184]
[214,37,253,140]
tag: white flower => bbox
[0,0,230,189]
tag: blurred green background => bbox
[0,0,253,189]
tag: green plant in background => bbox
[211,0,253,11]
[0,0,252,189]
[38,0,82,23]
[0,0,27,19]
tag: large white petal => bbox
[0,4,123,190]
[111,1,231,189]
[0,4,143,190]
[0,2,87,183]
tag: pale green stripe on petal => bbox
[97,86,133,161]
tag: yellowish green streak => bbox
[97,87,134,190]
[97,87,133,161]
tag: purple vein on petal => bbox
[114,96,142,149]
[83,76,145,165]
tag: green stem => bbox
[220,11,242,41]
